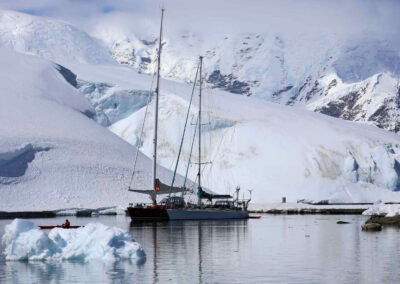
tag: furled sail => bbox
[197,187,232,201]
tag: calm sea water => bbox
[0,214,400,283]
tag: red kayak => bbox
[39,225,82,229]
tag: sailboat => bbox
[126,9,250,221]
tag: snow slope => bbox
[0,10,115,66]
[0,9,399,133]
[0,48,186,211]
[65,61,400,204]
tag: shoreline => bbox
[247,202,373,215]
[0,207,121,220]
[248,208,366,215]
[0,203,376,219]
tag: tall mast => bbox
[197,56,203,206]
[152,8,164,204]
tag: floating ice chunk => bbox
[362,204,400,217]
[95,207,117,215]
[48,223,145,261]
[2,219,145,262]
[1,219,60,260]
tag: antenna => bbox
[248,189,253,199]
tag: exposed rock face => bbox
[316,90,364,120]
[309,73,400,133]
[207,70,252,95]
[55,64,78,88]
[103,32,400,133]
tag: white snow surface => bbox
[1,219,145,261]
[97,25,400,97]
[0,10,115,66]
[1,11,400,209]
[68,61,400,204]
[362,204,400,217]
[249,203,372,212]
[93,14,400,132]
[0,47,188,211]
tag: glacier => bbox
[92,16,400,133]
[0,10,400,209]
[90,64,400,203]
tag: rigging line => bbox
[201,95,231,194]
[202,88,214,188]
[169,61,200,198]
[186,174,198,203]
[207,124,228,175]
[182,115,199,196]
[128,66,157,190]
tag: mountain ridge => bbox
[1,10,400,206]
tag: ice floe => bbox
[2,219,145,262]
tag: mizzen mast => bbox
[197,56,203,207]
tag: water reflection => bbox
[2,215,400,283]
[4,259,145,284]
[129,220,248,283]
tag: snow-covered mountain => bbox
[1,9,399,133]
[96,28,400,133]
[1,10,400,208]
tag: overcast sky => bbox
[0,0,399,39]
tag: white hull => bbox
[166,209,249,220]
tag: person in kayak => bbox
[62,219,70,228]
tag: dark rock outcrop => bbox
[207,70,252,95]
[316,89,365,120]
[55,64,78,88]
[361,223,382,231]
[365,215,400,225]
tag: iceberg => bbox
[1,219,146,262]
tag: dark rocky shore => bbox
[0,207,117,219]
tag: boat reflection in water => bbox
[129,219,248,284]
[3,215,400,283]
